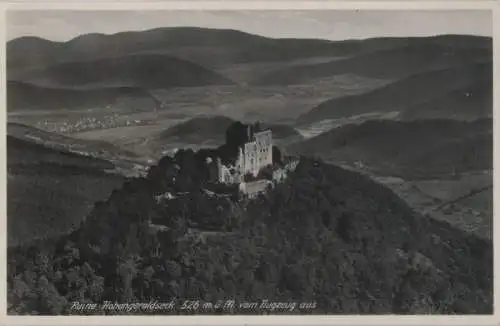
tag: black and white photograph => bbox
[5,5,494,317]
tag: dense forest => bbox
[7,148,493,315]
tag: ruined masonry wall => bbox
[237,129,273,177]
[239,179,273,199]
[254,130,273,169]
[272,159,299,183]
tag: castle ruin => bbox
[215,122,273,184]
[207,121,299,198]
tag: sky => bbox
[6,10,492,42]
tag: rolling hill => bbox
[7,135,115,171]
[157,115,303,145]
[6,36,61,75]
[7,81,162,112]
[8,28,491,83]
[6,27,268,74]
[296,62,492,125]
[7,122,139,161]
[290,119,492,179]
[398,79,493,121]
[253,40,492,85]
[11,54,235,89]
[7,122,150,177]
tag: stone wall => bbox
[254,129,273,169]
[239,179,273,198]
[237,129,273,177]
[242,141,259,176]
[209,123,275,185]
[272,159,299,183]
[217,158,242,184]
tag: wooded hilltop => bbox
[7,148,493,314]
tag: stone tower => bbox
[237,123,273,177]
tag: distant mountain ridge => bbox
[8,27,492,75]
[6,27,267,74]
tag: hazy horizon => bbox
[7,10,492,42]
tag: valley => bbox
[8,31,492,247]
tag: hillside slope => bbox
[7,122,139,161]
[253,41,491,85]
[11,54,235,88]
[158,116,236,144]
[7,81,162,112]
[7,135,115,171]
[290,119,492,179]
[7,135,125,246]
[296,62,492,125]
[7,153,492,314]
[398,79,493,121]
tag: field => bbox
[373,171,492,240]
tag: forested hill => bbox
[7,149,492,314]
